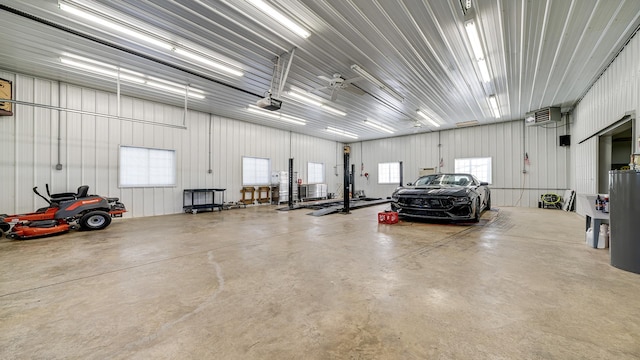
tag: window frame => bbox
[378,162,401,184]
[119,145,176,188]
[242,156,271,186]
[307,162,325,184]
[454,157,492,184]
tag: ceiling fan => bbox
[312,73,365,101]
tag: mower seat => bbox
[50,185,90,202]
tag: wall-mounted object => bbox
[419,167,436,176]
[525,107,561,126]
[0,78,13,116]
[559,135,571,146]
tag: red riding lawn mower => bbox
[0,185,126,240]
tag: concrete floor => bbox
[1,205,639,359]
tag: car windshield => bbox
[414,174,473,186]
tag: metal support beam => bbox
[288,158,294,209]
[351,164,355,198]
[343,146,350,214]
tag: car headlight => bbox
[452,197,471,205]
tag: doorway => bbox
[598,119,634,194]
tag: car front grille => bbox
[399,197,453,209]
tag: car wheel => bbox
[473,201,481,222]
[79,211,112,231]
[486,195,491,210]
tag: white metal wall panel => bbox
[352,119,568,207]
[15,74,36,211]
[0,71,343,217]
[33,78,56,208]
[0,72,16,212]
[573,32,640,197]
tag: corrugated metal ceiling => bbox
[1,0,639,141]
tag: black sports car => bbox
[390,173,491,222]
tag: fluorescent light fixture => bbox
[456,120,479,127]
[61,56,205,99]
[464,20,484,61]
[59,1,242,77]
[61,54,144,78]
[60,58,144,83]
[286,90,347,116]
[326,126,358,139]
[279,115,307,125]
[350,64,404,102]
[364,119,394,134]
[174,48,243,77]
[488,95,500,118]
[477,59,491,83]
[321,104,347,116]
[417,109,441,128]
[146,81,205,99]
[247,105,306,125]
[248,105,280,118]
[246,0,311,38]
[465,19,492,83]
[59,2,172,50]
[188,87,205,94]
[286,90,323,107]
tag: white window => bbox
[308,162,325,184]
[242,156,270,185]
[455,157,492,184]
[119,146,176,187]
[378,162,400,184]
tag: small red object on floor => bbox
[378,212,387,223]
[378,211,399,224]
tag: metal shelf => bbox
[183,188,226,214]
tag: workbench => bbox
[183,188,226,213]
[576,194,609,248]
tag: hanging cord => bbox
[514,172,527,207]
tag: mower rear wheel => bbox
[79,211,112,231]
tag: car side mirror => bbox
[406,183,412,186]
[480,182,489,186]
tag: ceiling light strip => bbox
[364,119,394,134]
[464,19,491,83]
[326,126,358,139]
[417,110,441,128]
[60,56,205,99]
[173,48,243,77]
[351,64,404,103]
[247,105,305,125]
[59,2,172,50]
[59,1,243,77]
[286,90,322,106]
[488,95,500,118]
[320,104,347,116]
[286,90,346,116]
[246,0,311,38]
